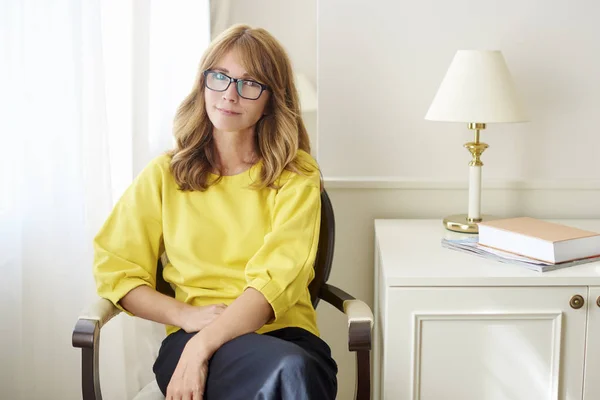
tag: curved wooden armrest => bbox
[319,283,373,351]
[76,298,120,334]
[72,298,120,400]
[319,283,372,400]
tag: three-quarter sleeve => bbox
[93,158,165,314]
[244,169,321,323]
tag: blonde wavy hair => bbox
[168,24,314,191]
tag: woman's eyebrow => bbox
[213,67,252,78]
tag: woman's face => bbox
[204,50,270,134]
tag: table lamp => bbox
[425,50,527,233]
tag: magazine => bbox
[441,236,600,272]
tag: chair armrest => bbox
[320,283,373,400]
[72,298,120,400]
[319,283,373,351]
[73,297,120,348]
[79,298,121,330]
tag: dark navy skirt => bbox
[153,327,338,400]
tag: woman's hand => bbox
[178,304,227,333]
[166,335,211,400]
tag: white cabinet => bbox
[373,219,600,400]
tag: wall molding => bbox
[323,177,600,190]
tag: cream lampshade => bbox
[425,50,527,233]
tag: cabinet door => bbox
[384,287,587,400]
[583,287,600,400]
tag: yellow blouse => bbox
[93,150,321,337]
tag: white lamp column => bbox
[468,166,481,220]
[465,123,488,221]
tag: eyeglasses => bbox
[203,70,269,100]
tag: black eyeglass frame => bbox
[203,70,270,100]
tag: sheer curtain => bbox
[0,1,209,399]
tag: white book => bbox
[477,217,600,264]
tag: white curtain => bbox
[0,1,209,399]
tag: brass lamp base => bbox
[443,214,497,234]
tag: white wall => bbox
[318,1,600,399]
[319,0,600,181]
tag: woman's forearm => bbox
[192,287,273,356]
[119,285,188,327]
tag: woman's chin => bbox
[214,124,246,133]
[211,118,253,133]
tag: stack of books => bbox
[441,217,600,272]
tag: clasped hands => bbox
[166,303,227,400]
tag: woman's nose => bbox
[222,82,239,102]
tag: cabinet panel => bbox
[384,287,587,400]
[583,287,600,400]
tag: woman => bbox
[93,24,337,400]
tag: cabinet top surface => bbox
[374,219,600,286]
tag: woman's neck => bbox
[212,128,258,175]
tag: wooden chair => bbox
[72,189,373,399]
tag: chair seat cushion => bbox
[133,379,164,400]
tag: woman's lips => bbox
[217,107,241,116]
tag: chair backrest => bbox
[155,189,335,308]
[309,189,335,307]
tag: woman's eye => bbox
[215,73,226,80]
[244,81,259,87]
